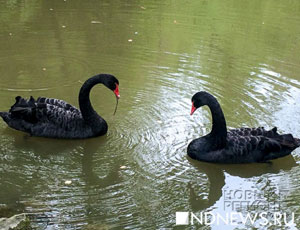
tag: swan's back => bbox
[1,96,96,138]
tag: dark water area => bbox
[0,0,300,229]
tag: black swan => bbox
[187,91,300,163]
[0,74,120,139]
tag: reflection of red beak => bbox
[190,102,196,115]
[114,84,120,99]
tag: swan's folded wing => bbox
[35,103,83,130]
[226,135,282,161]
[226,132,299,162]
[36,97,80,113]
[10,96,82,130]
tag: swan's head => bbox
[190,91,213,115]
[102,74,120,99]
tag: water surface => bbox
[0,0,300,229]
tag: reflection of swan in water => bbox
[0,130,80,215]
[81,139,121,186]
[3,130,121,184]
[187,155,297,212]
[1,128,84,154]
[0,131,122,221]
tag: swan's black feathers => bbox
[35,101,82,129]
[10,96,38,123]
[228,127,278,138]
[227,127,298,152]
[10,96,80,122]
[189,125,300,163]
[6,96,86,137]
[220,128,300,163]
[36,97,80,114]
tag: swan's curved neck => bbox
[79,76,104,122]
[206,95,227,147]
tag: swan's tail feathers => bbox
[271,127,278,135]
[274,134,300,152]
[262,134,300,161]
[294,138,300,147]
[265,127,280,138]
[0,112,10,122]
[9,96,38,123]
[11,96,35,109]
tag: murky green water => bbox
[0,0,300,229]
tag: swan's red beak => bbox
[114,84,120,99]
[190,102,196,115]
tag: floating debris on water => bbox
[128,39,133,42]
[64,180,72,185]
[91,21,102,24]
[120,166,127,169]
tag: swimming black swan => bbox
[0,74,120,139]
[187,91,300,163]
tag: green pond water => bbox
[0,0,300,229]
